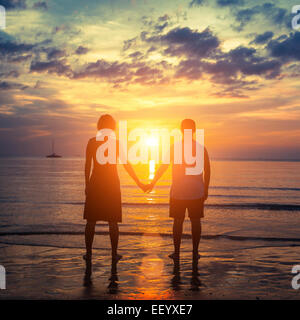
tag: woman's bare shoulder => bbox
[87,137,96,148]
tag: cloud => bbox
[0,38,36,64]
[72,57,168,86]
[251,31,274,44]
[189,0,204,7]
[0,39,35,56]
[0,0,26,10]
[30,59,72,77]
[73,59,132,82]
[0,70,19,77]
[174,44,282,97]
[211,46,281,79]
[146,27,220,59]
[44,47,67,60]
[234,3,288,30]
[0,80,27,90]
[32,1,47,10]
[268,32,300,61]
[123,37,137,51]
[75,46,89,55]
[217,0,244,6]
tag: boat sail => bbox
[46,140,62,158]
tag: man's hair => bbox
[181,119,196,133]
[97,114,116,131]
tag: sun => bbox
[146,136,159,147]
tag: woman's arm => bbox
[123,163,147,191]
[85,140,93,196]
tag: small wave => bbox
[1,230,300,243]
[121,185,300,192]
[84,202,300,211]
[1,199,299,211]
[53,202,300,211]
[211,186,300,192]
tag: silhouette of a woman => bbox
[83,114,146,262]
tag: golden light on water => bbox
[135,234,171,299]
[149,159,155,180]
[147,134,159,180]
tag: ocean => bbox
[1,158,300,299]
[0,157,300,244]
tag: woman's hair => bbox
[97,114,116,131]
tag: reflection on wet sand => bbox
[108,260,119,294]
[83,257,119,295]
[191,258,202,291]
[83,258,92,288]
[171,257,181,291]
[171,257,202,292]
[83,249,202,299]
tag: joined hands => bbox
[137,181,155,193]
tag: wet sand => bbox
[0,235,300,300]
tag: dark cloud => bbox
[268,32,300,61]
[0,0,26,10]
[73,59,132,82]
[72,58,167,87]
[0,38,68,68]
[32,1,47,10]
[217,0,244,6]
[0,70,19,77]
[158,14,170,22]
[0,39,35,56]
[189,0,244,8]
[0,80,27,90]
[234,3,288,30]
[44,48,67,60]
[128,51,143,60]
[30,59,72,77]
[210,46,281,79]
[133,64,164,85]
[75,46,89,55]
[146,27,220,59]
[0,39,35,64]
[8,54,32,63]
[155,21,168,33]
[251,31,274,44]
[123,37,137,51]
[174,44,282,97]
[189,0,204,7]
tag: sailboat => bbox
[46,140,62,158]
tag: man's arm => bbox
[85,140,93,196]
[203,147,211,200]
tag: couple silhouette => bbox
[83,114,210,266]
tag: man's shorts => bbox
[169,198,204,219]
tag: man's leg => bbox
[109,222,122,261]
[170,218,184,259]
[190,218,201,259]
[84,220,96,260]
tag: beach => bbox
[1,235,300,299]
[0,158,300,299]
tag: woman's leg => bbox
[109,222,122,261]
[85,220,96,260]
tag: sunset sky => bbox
[0,0,300,159]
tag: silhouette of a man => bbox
[147,119,210,260]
